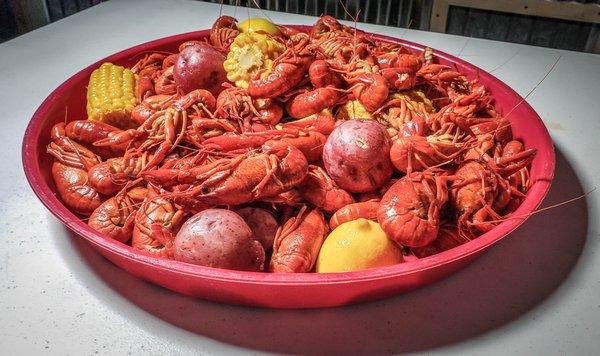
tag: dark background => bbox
[2,0,599,53]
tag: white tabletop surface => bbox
[2,0,599,354]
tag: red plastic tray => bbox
[22,26,554,308]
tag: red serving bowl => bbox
[22,26,554,308]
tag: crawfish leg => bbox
[470,197,503,233]
[141,112,184,173]
[253,153,283,196]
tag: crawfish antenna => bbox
[488,50,520,73]
[127,50,173,62]
[399,18,413,41]
[337,0,361,54]
[484,187,596,225]
[505,55,561,118]
[250,0,275,25]
[116,177,144,198]
[353,9,361,49]
[338,0,360,24]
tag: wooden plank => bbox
[443,0,600,24]
[430,0,449,32]
[418,0,434,30]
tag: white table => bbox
[2,0,599,354]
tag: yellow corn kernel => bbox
[336,100,374,121]
[390,90,435,113]
[86,62,137,129]
[223,32,285,89]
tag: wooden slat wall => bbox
[204,0,426,29]
[46,0,103,22]
[0,0,18,42]
[446,6,595,52]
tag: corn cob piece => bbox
[224,32,286,89]
[336,100,374,121]
[86,62,137,129]
[389,90,435,114]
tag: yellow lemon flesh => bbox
[238,18,279,35]
[316,219,404,273]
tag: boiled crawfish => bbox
[88,186,147,243]
[450,146,536,236]
[248,33,314,98]
[298,165,354,214]
[210,16,239,52]
[215,85,283,130]
[378,171,449,247]
[64,120,131,158]
[143,145,309,207]
[132,189,185,258]
[270,206,329,273]
[47,123,103,216]
[390,127,470,174]
[330,200,380,230]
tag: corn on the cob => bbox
[224,32,285,89]
[86,62,137,129]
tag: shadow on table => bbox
[52,146,588,353]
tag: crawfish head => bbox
[451,161,495,212]
[210,16,239,52]
[247,38,312,99]
[378,174,447,248]
[310,16,345,38]
[349,73,389,113]
[51,162,102,216]
[132,195,185,258]
[449,160,506,234]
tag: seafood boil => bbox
[46,15,536,273]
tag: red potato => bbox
[322,120,394,193]
[174,209,265,271]
[236,207,279,250]
[173,43,228,96]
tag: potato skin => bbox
[174,209,265,271]
[322,120,393,193]
[236,207,278,250]
[173,44,228,96]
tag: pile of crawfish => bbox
[47,15,536,272]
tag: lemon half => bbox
[316,219,404,273]
[238,18,279,35]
